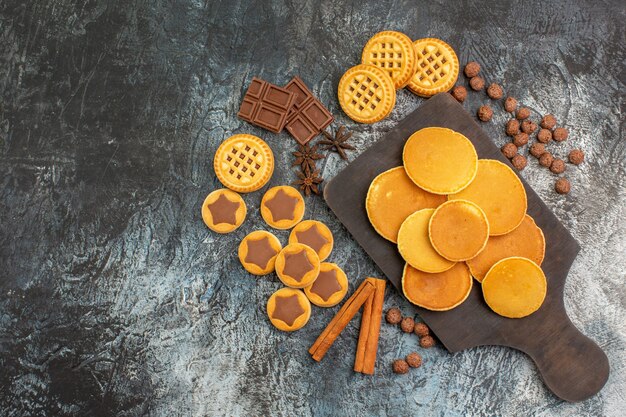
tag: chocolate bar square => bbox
[284,76,334,145]
[238,77,295,133]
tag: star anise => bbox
[319,126,355,160]
[293,143,324,173]
[293,167,323,196]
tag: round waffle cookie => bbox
[449,159,527,236]
[402,262,472,311]
[403,127,478,195]
[361,31,417,89]
[407,38,459,97]
[338,64,396,124]
[467,215,545,282]
[366,167,446,243]
[482,257,547,318]
[213,134,274,193]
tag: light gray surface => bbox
[0,0,624,415]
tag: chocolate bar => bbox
[238,77,295,133]
[284,76,334,145]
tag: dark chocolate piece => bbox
[282,250,313,282]
[265,189,298,222]
[245,237,277,269]
[296,225,329,253]
[238,77,295,133]
[207,193,240,225]
[310,269,341,301]
[284,76,333,145]
[272,294,305,326]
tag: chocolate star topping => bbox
[310,269,342,302]
[207,193,240,225]
[282,250,314,282]
[272,294,305,326]
[244,237,278,269]
[296,225,329,253]
[265,189,299,222]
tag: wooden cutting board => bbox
[324,93,609,402]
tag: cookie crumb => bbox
[521,120,538,134]
[569,149,584,165]
[501,143,518,159]
[504,97,517,113]
[487,83,504,99]
[477,105,493,122]
[555,178,571,194]
[516,107,531,120]
[414,322,430,337]
[540,114,557,130]
[530,143,546,158]
[392,359,410,374]
[420,335,436,348]
[506,119,521,136]
[511,154,527,170]
[550,158,566,174]
[513,133,529,147]
[406,352,422,368]
[469,76,485,91]
[537,129,552,144]
[400,317,415,333]
[553,127,569,142]
[385,308,402,325]
[451,85,467,102]
[464,61,481,78]
[539,152,554,167]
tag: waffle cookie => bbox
[482,257,547,318]
[361,31,417,89]
[201,189,246,233]
[213,134,274,193]
[337,64,396,124]
[407,38,459,97]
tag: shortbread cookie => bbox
[304,262,348,307]
[361,31,417,89]
[289,220,333,262]
[275,243,320,288]
[260,186,305,229]
[201,189,246,233]
[214,134,274,193]
[267,288,311,331]
[238,230,282,275]
[337,64,396,124]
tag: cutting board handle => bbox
[518,307,609,402]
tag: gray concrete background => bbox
[0,0,624,415]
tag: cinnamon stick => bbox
[362,278,386,375]
[354,282,374,373]
[309,280,375,361]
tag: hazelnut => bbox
[477,105,493,122]
[392,359,410,374]
[568,149,585,165]
[506,119,521,136]
[511,154,527,170]
[521,120,538,134]
[469,76,485,91]
[516,107,531,120]
[550,159,566,174]
[504,96,517,113]
[530,143,546,158]
[555,178,571,194]
[501,143,518,159]
[553,127,569,142]
[406,352,422,368]
[539,152,554,167]
[540,114,557,130]
[413,322,430,337]
[400,317,415,333]
[537,128,552,143]
[464,61,481,78]
[513,133,529,147]
[420,335,436,348]
[385,308,402,325]
[451,85,467,103]
[487,83,504,99]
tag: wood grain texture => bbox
[324,92,609,401]
[0,0,624,415]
